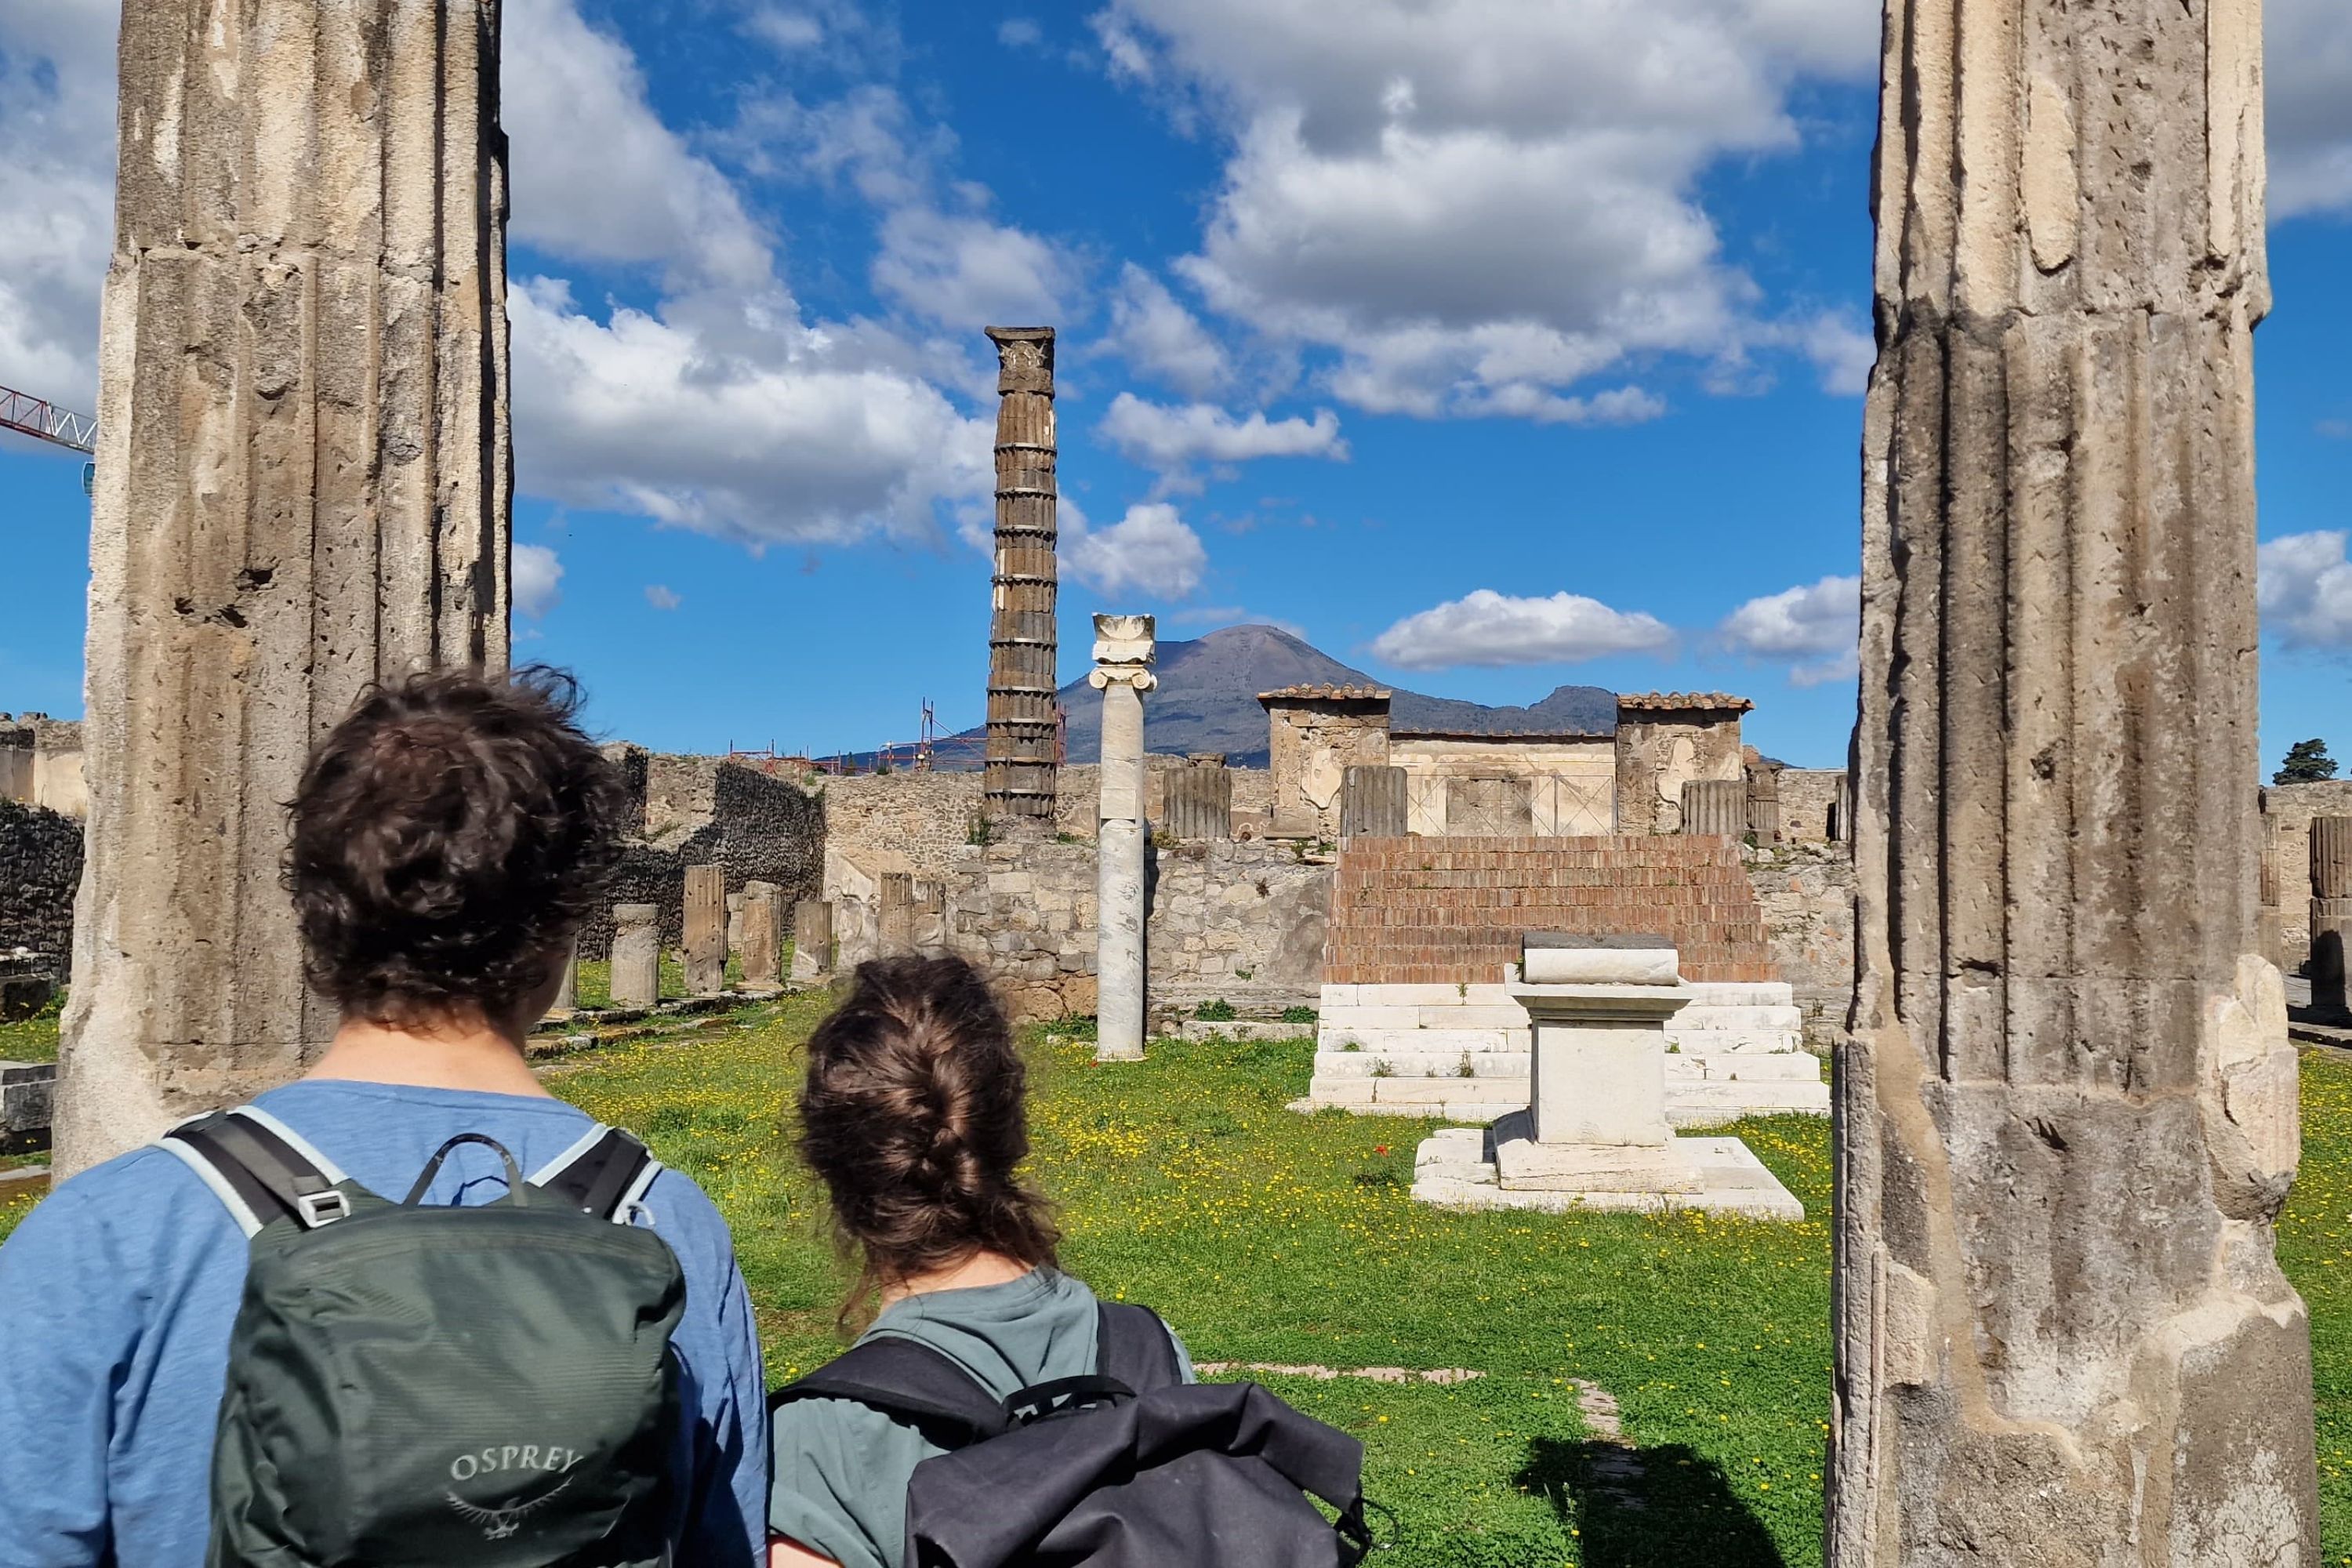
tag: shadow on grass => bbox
[1515,1437,1787,1567]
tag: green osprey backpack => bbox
[158,1106,687,1567]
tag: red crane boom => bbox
[0,384,97,454]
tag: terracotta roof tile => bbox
[1615,691,1755,713]
[1256,684,1393,704]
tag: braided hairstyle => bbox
[800,956,1061,1300]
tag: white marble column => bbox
[1091,615,1155,1062]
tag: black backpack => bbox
[159,1106,688,1567]
[771,1301,1374,1568]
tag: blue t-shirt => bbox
[0,1080,770,1568]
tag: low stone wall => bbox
[833,837,1332,1023]
[1744,841,1854,1049]
[1777,768,1848,845]
[0,798,83,957]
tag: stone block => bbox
[2,1060,56,1148]
[1496,1138,1702,1194]
[1521,946,1679,986]
[611,904,660,1009]
[1419,1005,1530,1029]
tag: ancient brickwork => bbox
[1744,843,1853,1051]
[0,800,83,959]
[1323,837,1775,987]
[1834,0,2313,1554]
[58,0,512,1173]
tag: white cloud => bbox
[872,205,1075,328]
[1100,0,1878,419]
[514,543,565,618]
[1719,573,1859,685]
[2260,532,2352,649]
[1065,502,1210,600]
[746,7,825,50]
[1105,265,1233,397]
[1370,589,1675,670]
[645,584,684,611]
[1098,393,1347,483]
[0,2,118,409]
[2270,0,2352,218]
[998,17,1045,49]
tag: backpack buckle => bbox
[295,1189,351,1228]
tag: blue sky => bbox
[3,0,2350,771]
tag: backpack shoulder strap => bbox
[1095,1300,1185,1392]
[158,1107,356,1238]
[770,1338,1008,1447]
[527,1123,662,1222]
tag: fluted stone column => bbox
[982,327,1059,826]
[792,898,833,982]
[683,865,726,996]
[1163,757,1232,840]
[1091,616,1156,1062]
[611,905,659,1009]
[1678,779,1746,838]
[1340,765,1408,839]
[1834,0,2313,1560]
[738,884,782,996]
[56,0,512,1174]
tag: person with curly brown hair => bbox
[766,954,1195,1568]
[0,668,769,1568]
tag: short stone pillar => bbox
[611,905,660,1009]
[792,899,833,982]
[1340,765,1409,838]
[2260,845,2286,972]
[878,873,916,955]
[684,864,727,995]
[1744,764,1782,844]
[1091,615,1156,1062]
[737,884,782,995]
[2314,818,2352,1015]
[546,942,578,1018]
[1446,776,1533,837]
[1410,935,1802,1219]
[1679,779,1745,837]
[1163,756,1232,840]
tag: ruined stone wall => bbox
[1744,841,1853,1049]
[1388,735,1616,836]
[2262,780,2352,968]
[579,763,823,957]
[1611,710,1744,835]
[0,799,82,958]
[1776,768,1848,845]
[1265,700,1391,838]
[0,718,86,820]
[921,838,1332,1023]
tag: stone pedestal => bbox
[792,898,833,982]
[683,864,726,996]
[1411,936,1802,1219]
[738,884,782,995]
[611,905,659,1009]
[545,943,577,1019]
[55,0,513,1174]
[1340,765,1408,839]
[1834,0,2314,1555]
[1091,615,1156,1062]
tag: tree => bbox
[2275,738,2339,785]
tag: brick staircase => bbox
[1297,837,1825,1125]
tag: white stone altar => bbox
[1410,935,1804,1220]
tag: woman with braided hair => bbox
[767,955,1194,1568]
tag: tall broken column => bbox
[56,0,512,1174]
[1834,0,2314,1561]
[982,327,1059,828]
[1091,616,1155,1062]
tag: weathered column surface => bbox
[611,905,659,1009]
[1834,0,2313,1560]
[1340,764,1408,839]
[1091,615,1155,1062]
[1163,757,1232,841]
[738,883,782,995]
[982,327,1059,826]
[1678,779,1746,838]
[791,898,833,982]
[57,0,513,1174]
[684,865,726,996]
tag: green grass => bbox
[0,993,62,1064]
[16,1007,2352,1564]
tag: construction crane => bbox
[0,384,97,455]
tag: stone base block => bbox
[1410,1125,1805,1220]
[1496,1136,1702,1194]
[1175,1020,1319,1042]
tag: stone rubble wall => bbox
[833,837,1332,1023]
[579,763,824,957]
[1774,768,1847,845]
[0,799,82,958]
[1743,841,1854,1051]
[2262,780,2352,969]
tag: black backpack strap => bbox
[1095,1301,1186,1392]
[158,1107,355,1237]
[771,1337,1010,1447]
[527,1123,662,1222]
